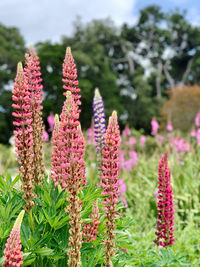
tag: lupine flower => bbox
[4,210,25,267]
[122,124,131,137]
[42,130,49,142]
[12,62,34,211]
[47,112,55,132]
[92,88,107,164]
[24,46,45,185]
[156,134,164,145]
[172,137,190,152]
[190,128,196,137]
[119,150,138,171]
[129,150,138,164]
[83,201,100,242]
[51,114,60,187]
[101,111,120,266]
[87,126,95,145]
[139,135,146,147]
[154,153,175,247]
[166,121,173,132]
[51,92,86,267]
[195,112,200,127]
[151,118,159,136]
[125,136,136,147]
[196,129,200,146]
[62,47,81,110]
[118,179,127,207]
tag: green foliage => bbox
[0,174,132,266]
[0,24,26,143]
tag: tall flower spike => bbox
[12,62,34,211]
[24,46,45,185]
[101,111,120,267]
[51,114,61,187]
[4,210,25,267]
[154,153,175,247]
[62,46,81,110]
[51,92,86,266]
[92,88,106,174]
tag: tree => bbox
[161,85,200,131]
[0,24,26,143]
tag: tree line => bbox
[1,5,200,143]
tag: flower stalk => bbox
[101,111,120,266]
[51,92,86,266]
[24,46,45,185]
[3,210,25,267]
[154,152,175,247]
[12,62,35,211]
[92,88,106,175]
[62,47,81,110]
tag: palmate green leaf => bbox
[42,208,55,227]
[22,253,36,266]
[10,174,21,189]
[43,190,52,206]
[55,198,66,209]
[47,252,65,261]
[31,236,53,250]
[0,175,6,192]
[34,247,54,256]
[0,256,5,267]
[52,215,69,230]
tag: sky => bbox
[0,0,200,45]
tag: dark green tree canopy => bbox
[1,5,200,143]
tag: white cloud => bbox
[0,0,136,45]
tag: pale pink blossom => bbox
[190,128,196,137]
[166,121,173,132]
[47,113,55,132]
[122,125,131,137]
[42,130,49,142]
[151,118,159,136]
[139,135,146,147]
[156,134,164,145]
[195,112,200,127]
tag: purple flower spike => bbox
[154,152,175,247]
[92,88,106,158]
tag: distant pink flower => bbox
[119,150,138,171]
[166,121,173,132]
[151,118,159,136]
[87,127,95,145]
[172,137,190,152]
[154,153,175,247]
[139,135,146,147]
[4,210,25,267]
[47,113,55,132]
[125,136,136,147]
[122,125,131,137]
[42,130,49,142]
[195,112,200,127]
[129,150,138,164]
[118,179,127,194]
[156,134,164,145]
[196,129,200,146]
[190,128,196,137]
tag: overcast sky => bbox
[0,0,199,45]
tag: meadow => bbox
[0,46,200,267]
